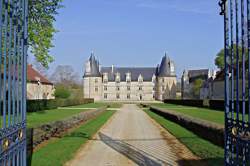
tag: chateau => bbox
[83,53,177,101]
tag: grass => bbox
[151,103,225,125]
[144,108,224,166]
[26,108,90,128]
[29,109,116,166]
[0,102,120,128]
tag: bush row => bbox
[27,98,94,112]
[164,99,204,107]
[150,106,224,147]
[164,99,249,112]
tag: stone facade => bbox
[27,65,55,100]
[83,53,177,101]
[181,69,216,99]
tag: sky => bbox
[40,0,224,79]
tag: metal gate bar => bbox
[220,0,250,165]
[0,0,28,165]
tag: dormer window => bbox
[103,73,108,83]
[138,74,143,83]
[126,73,131,83]
[115,73,120,83]
[152,75,156,83]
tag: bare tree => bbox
[32,60,48,77]
[50,65,80,87]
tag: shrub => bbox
[54,86,71,99]
[27,98,94,112]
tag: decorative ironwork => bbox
[219,0,227,15]
[0,0,28,165]
[221,0,250,165]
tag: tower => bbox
[83,53,103,101]
[155,54,177,100]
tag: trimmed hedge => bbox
[209,100,249,112]
[164,99,249,113]
[27,98,94,112]
[149,106,224,147]
[164,99,204,107]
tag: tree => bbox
[191,79,204,99]
[215,44,248,69]
[50,65,80,87]
[54,85,70,99]
[29,0,63,68]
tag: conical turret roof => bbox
[84,53,101,77]
[158,54,171,77]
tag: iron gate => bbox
[220,0,250,165]
[0,0,28,165]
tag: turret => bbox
[155,53,177,101]
[84,53,101,77]
[83,53,102,101]
[158,53,176,77]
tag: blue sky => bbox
[43,0,224,79]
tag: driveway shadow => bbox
[98,132,170,166]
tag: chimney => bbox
[112,65,114,73]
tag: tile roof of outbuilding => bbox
[27,65,53,85]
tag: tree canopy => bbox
[49,65,80,87]
[215,44,248,69]
[191,79,204,99]
[29,0,63,68]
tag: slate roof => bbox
[84,54,101,77]
[188,69,209,78]
[187,69,210,83]
[101,67,156,82]
[27,65,53,85]
[157,55,172,77]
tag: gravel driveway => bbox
[66,104,200,166]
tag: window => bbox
[95,79,98,83]
[104,86,107,91]
[115,73,120,83]
[138,74,143,83]
[104,93,107,99]
[116,94,120,99]
[103,79,108,84]
[95,87,98,92]
[127,94,130,99]
[162,78,165,83]
[103,73,108,83]
[162,86,165,91]
[139,86,143,90]
[127,86,131,91]
[126,73,131,83]
[116,86,120,91]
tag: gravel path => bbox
[66,104,200,166]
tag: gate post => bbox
[221,0,250,165]
[0,0,28,165]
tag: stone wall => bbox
[27,83,55,100]
[27,107,107,150]
[155,76,177,100]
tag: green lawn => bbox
[29,109,116,166]
[144,108,224,166]
[151,103,225,125]
[27,108,90,128]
